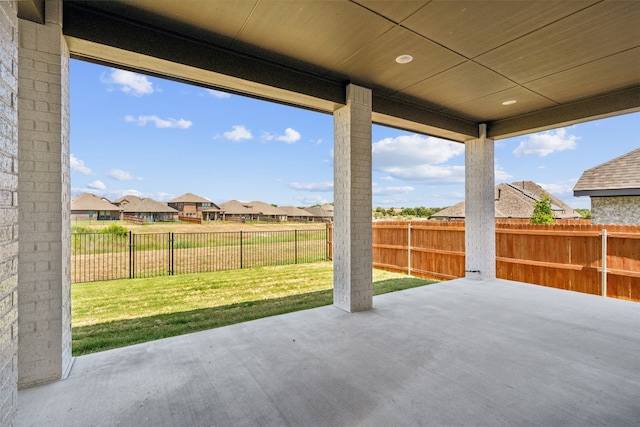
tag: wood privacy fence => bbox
[330,221,639,302]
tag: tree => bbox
[576,208,591,220]
[530,195,554,224]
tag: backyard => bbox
[72,262,435,355]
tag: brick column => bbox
[17,0,72,388]
[465,124,496,280]
[0,2,20,424]
[333,84,372,312]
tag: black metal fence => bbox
[71,228,330,283]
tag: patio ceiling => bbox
[33,1,640,141]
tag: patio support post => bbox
[465,124,496,280]
[333,84,373,312]
[17,0,72,388]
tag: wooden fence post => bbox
[602,228,607,297]
[408,222,412,276]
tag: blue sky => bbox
[70,60,639,209]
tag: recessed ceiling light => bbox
[502,100,517,105]
[395,54,413,64]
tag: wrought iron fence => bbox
[71,228,329,283]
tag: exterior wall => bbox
[0,2,19,424]
[465,125,496,280]
[591,196,640,225]
[333,84,372,312]
[17,1,72,388]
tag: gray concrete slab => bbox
[17,278,640,426]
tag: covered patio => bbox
[17,278,640,426]
[2,1,639,424]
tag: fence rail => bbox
[72,228,329,283]
[369,221,640,302]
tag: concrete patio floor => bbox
[17,278,640,426]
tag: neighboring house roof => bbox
[113,195,142,206]
[321,203,334,212]
[120,198,178,214]
[220,200,253,215]
[202,204,223,212]
[168,193,212,203]
[220,200,287,216]
[432,181,580,220]
[573,148,640,197]
[247,201,287,216]
[279,206,314,218]
[71,193,120,211]
[304,206,334,218]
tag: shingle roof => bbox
[304,207,334,218]
[279,206,314,217]
[574,148,640,196]
[220,200,252,215]
[120,198,178,213]
[247,201,287,216]
[432,181,580,220]
[113,195,142,205]
[168,193,212,203]
[71,193,120,211]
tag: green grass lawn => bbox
[72,262,435,355]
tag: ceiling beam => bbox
[62,2,479,142]
[488,86,640,140]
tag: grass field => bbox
[72,262,435,355]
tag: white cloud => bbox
[380,165,465,183]
[294,194,330,206]
[262,128,302,144]
[101,69,154,96]
[495,163,513,182]
[373,134,464,167]
[223,125,253,141]
[109,169,142,181]
[70,154,92,175]
[513,128,579,157]
[372,185,414,196]
[372,134,465,183]
[205,89,231,98]
[87,180,106,190]
[277,128,301,144]
[125,115,192,129]
[289,181,334,192]
[539,179,579,196]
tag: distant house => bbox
[573,148,640,225]
[279,206,314,222]
[248,201,287,222]
[167,193,220,220]
[113,195,178,222]
[432,181,580,220]
[219,200,286,222]
[304,206,334,222]
[71,193,120,221]
[220,200,255,221]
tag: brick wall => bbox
[17,0,72,388]
[592,196,640,225]
[464,126,496,280]
[333,84,372,312]
[0,2,19,424]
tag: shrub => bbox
[71,225,92,233]
[99,224,128,237]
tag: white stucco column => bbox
[465,124,496,280]
[333,84,372,312]
[17,0,72,388]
